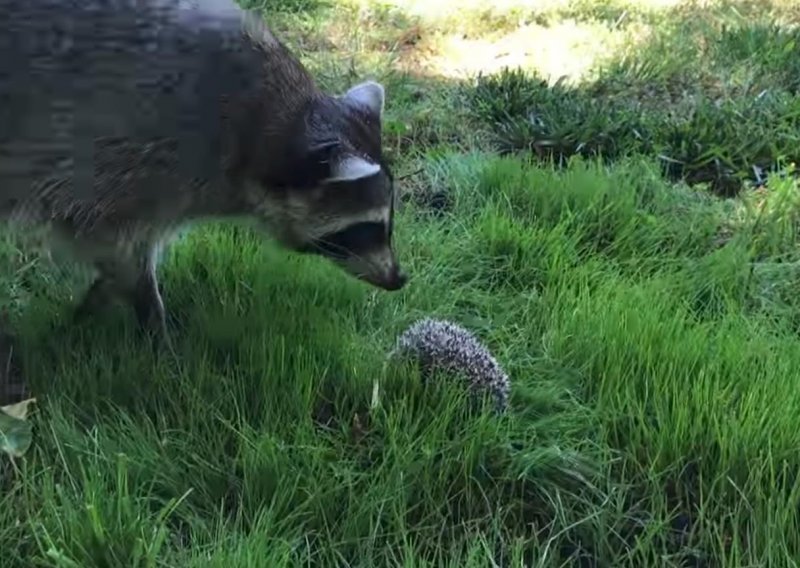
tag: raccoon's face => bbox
[249,80,407,292]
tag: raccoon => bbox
[0,0,407,339]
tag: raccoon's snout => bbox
[365,263,408,291]
[292,237,407,290]
[341,247,407,291]
[386,268,408,290]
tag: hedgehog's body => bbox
[391,318,510,413]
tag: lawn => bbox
[2,0,800,565]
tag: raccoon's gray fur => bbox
[0,0,406,338]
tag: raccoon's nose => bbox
[384,269,408,291]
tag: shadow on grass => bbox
[266,0,800,196]
[458,3,800,196]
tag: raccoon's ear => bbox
[343,81,385,118]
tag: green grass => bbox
[4,0,800,565]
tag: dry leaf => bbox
[350,412,369,444]
[0,409,32,458]
[1,398,36,421]
[370,378,381,410]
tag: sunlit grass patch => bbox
[3,0,800,565]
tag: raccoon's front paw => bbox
[132,276,165,327]
[136,307,177,358]
[130,280,172,341]
[134,298,168,337]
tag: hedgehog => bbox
[389,317,511,414]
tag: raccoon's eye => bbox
[313,221,387,259]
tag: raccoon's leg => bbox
[73,242,168,338]
[72,264,121,322]
[130,244,167,338]
[128,244,178,359]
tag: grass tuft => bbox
[4,0,800,565]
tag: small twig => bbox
[396,168,424,181]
